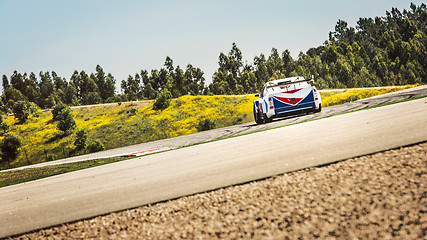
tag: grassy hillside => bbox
[1,95,255,170]
[0,85,417,170]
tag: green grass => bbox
[0,157,127,188]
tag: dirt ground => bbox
[12,142,426,239]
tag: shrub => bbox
[128,107,137,115]
[0,133,22,166]
[87,139,105,153]
[12,101,31,123]
[28,102,39,114]
[74,129,87,150]
[153,89,172,110]
[45,154,54,161]
[0,116,9,134]
[52,103,68,121]
[196,118,217,132]
[53,104,76,134]
[57,108,76,134]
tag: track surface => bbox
[16,142,426,239]
[1,95,426,238]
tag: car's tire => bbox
[263,114,272,123]
[254,105,264,124]
[314,104,322,113]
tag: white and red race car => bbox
[253,76,321,124]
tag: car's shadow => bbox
[251,110,318,126]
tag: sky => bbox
[0,0,423,92]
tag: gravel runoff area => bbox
[12,142,426,239]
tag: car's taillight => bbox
[269,97,274,109]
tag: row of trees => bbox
[1,3,426,111]
[120,58,206,101]
[1,60,206,112]
[2,66,116,110]
[209,3,426,94]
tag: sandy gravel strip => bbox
[12,141,426,239]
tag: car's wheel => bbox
[314,104,322,113]
[254,105,263,124]
[263,114,272,123]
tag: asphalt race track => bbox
[0,89,426,237]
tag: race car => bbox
[253,76,321,124]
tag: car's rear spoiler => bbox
[266,76,315,89]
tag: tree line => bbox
[209,3,426,94]
[1,3,425,112]
[1,60,206,112]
